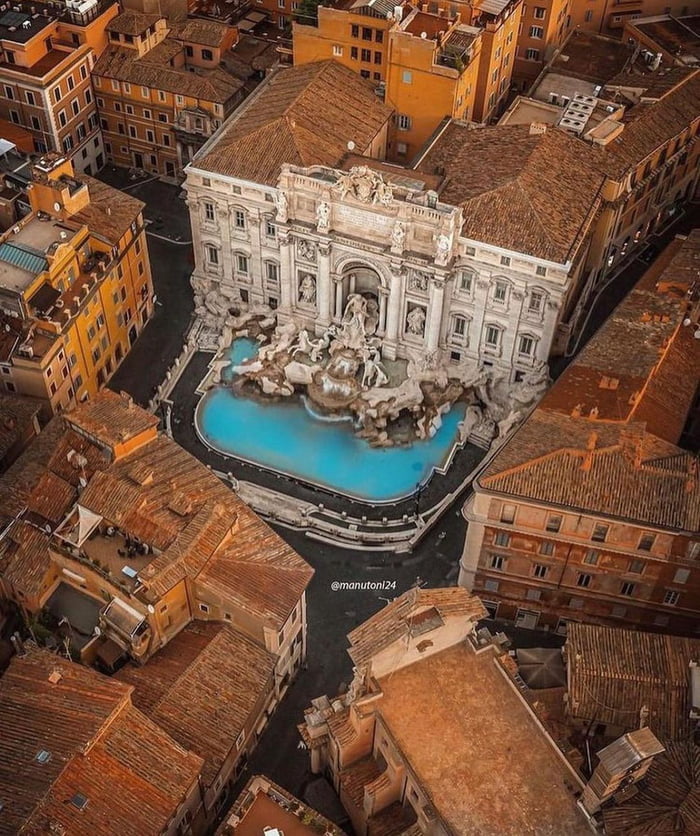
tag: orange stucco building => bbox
[0,153,153,415]
[0,0,118,173]
[512,0,571,89]
[293,0,521,160]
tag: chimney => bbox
[48,669,63,685]
[588,406,599,420]
[581,432,597,471]
[571,403,583,418]
[105,206,112,216]
[529,122,547,136]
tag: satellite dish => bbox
[147,604,155,614]
[347,140,355,151]
[53,201,61,212]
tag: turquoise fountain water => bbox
[196,338,466,503]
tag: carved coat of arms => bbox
[334,166,393,205]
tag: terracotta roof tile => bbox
[375,644,589,834]
[115,621,275,785]
[107,11,163,36]
[0,394,39,468]
[168,18,234,48]
[417,122,606,263]
[195,61,393,186]
[25,470,76,524]
[347,587,486,668]
[65,390,158,450]
[602,740,700,835]
[74,176,145,245]
[93,43,244,105]
[566,623,700,741]
[0,521,53,597]
[479,232,700,531]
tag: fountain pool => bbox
[195,339,467,503]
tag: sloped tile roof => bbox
[417,122,606,263]
[1,649,202,836]
[0,393,40,467]
[566,623,700,741]
[74,176,145,245]
[107,11,162,36]
[478,232,700,531]
[65,389,158,449]
[602,740,700,835]
[0,520,53,597]
[168,18,234,48]
[115,621,275,785]
[347,587,486,668]
[194,61,393,186]
[93,43,244,105]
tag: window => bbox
[265,262,279,282]
[199,603,209,613]
[80,64,87,80]
[234,209,246,229]
[128,125,137,138]
[361,48,371,62]
[525,48,540,60]
[485,325,501,348]
[490,555,504,570]
[592,523,609,542]
[494,531,510,547]
[452,315,467,340]
[9,110,19,124]
[402,70,412,84]
[25,90,35,106]
[493,281,507,302]
[350,46,358,60]
[673,568,690,584]
[158,90,166,102]
[584,9,593,21]
[333,45,343,57]
[376,29,383,42]
[236,254,249,274]
[125,103,134,115]
[500,255,511,266]
[526,588,541,601]
[175,95,184,106]
[162,134,170,147]
[529,25,544,37]
[663,590,680,606]
[146,129,154,143]
[638,533,655,551]
[398,114,411,131]
[628,558,644,574]
[583,549,599,565]
[206,245,219,265]
[85,88,92,105]
[351,24,359,37]
[143,108,151,119]
[545,514,562,533]
[577,573,592,588]
[533,564,548,579]
[484,579,499,592]
[620,581,636,597]
[535,265,547,277]
[58,109,67,127]
[460,270,473,292]
[54,85,62,102]
[500,503,516,524]
[374,51,382,64]
[201,49,213,60]
[518,334,535,356]
[62,136,73,152]
[158,112,168,122]
[528,291,543,313]
[539,541,554,556]
[362,26,372,40]
[396,142,407,155]
[265,220,276,238]
[533,6,546,17]
[31,115,41,130]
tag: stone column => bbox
[216,204,233,289]
[377,287,389,336]
[383,266,403,360]
[426,277,445,352]
[317,241,332,330]
[278,231,293,314]
[333,274,344,321]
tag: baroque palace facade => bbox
[185,62,603,381]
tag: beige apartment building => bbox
[300,587,592,835]
[0,0,118,173]
[567,0,694,35]
[459,231,700,636]
[93,11,243,177]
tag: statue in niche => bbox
[406,305,426,336]
[435,233,452,265]
[316,201,330,231]
[298,274,317,305]
[297,239,317,262]
[391,221,406,251]
[275,190,288,223]
[409,272,429,292]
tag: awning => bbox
[75,505,102,546]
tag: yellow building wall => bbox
[514,0,570,88]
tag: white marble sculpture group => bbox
[194,275,550,451]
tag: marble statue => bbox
[435,233,452,265]
[316,201,330,231]
[391,221,406,251]
[275,190,288,223]
[406,306,426,336]
[409,272,429,292]
[298,274,317,305]
[297,239,317,262]
[362,355,388,389]
[292,329,328,363]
